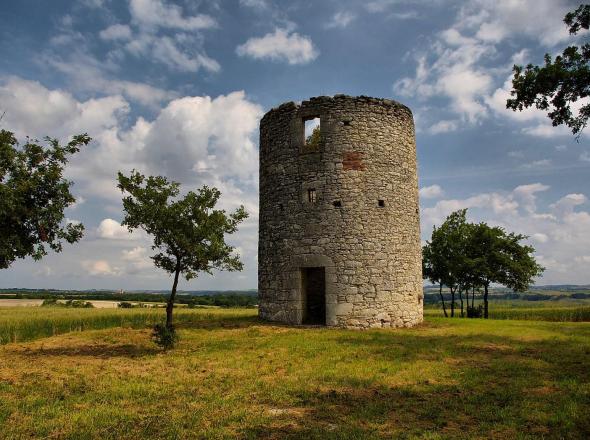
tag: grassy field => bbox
[424,304,590,322]
[0,307,589,439]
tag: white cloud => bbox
[121,246,153,272]
[428,119,458,134]
[0,76,129,139]
[129,0,217,31]
[237,28,319,65]
[419,184,444,199]
[82,260,121,276]
[326,11,356,29]
[97,219,137,240]
[531,233,549,243]
[395,0,580,131]
[99,24,132,41]
[555,144,567,152]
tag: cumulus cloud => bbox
[82,260,121,276]
[0,76,129,139]
[395,0,580,132]
[237,28,319,64]
[97,219,137,240]
[419,184,444,199]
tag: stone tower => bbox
[258,95,422,329]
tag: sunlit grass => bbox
[0,307,255,344]
[0,308,589,438]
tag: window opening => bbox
[308,189,317,203]
[333,200,342,207]
[378,199,385,207]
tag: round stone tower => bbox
[258,95,422,329]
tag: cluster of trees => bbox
[423,210,544,318]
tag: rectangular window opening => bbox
[378,199,385,207]
[304,117,320,150]
[308,188,317,203]
[333,200,342,207]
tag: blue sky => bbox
[1,0,589,290]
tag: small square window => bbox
[333,200,342,207]
[278,203,284,211]
[308,189,317,203]
[378,200,385,207]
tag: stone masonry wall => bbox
[258,95,423,328]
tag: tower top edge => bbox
[261,95,413,123]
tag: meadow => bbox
[0,306,589,439]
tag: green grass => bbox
[0,308,589,439]
[0,307,255,345]
[424,300,590,322]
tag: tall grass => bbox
[424,306,590,322]
[0,307,256,345]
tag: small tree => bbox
[0,130,89,269]
[467,222,544,318]
[507,4,589,137]
[117,170,248,348]
[305,125,321,150]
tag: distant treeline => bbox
[0,290,258,308]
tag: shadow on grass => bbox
[16,342,160,358]
[176,314,262,330]
[242,330,590,439]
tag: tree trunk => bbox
[166,259,181,329]
[459,287,464,317]
[450,287,455,318]
[439,282,448,317]
[471,287,475,309]
[484,283,489,319]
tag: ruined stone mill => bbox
[258,95,423,329]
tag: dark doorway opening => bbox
[302,267,326,325]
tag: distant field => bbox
[0,308,588,439]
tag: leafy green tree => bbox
[425,210,544,318]
[423,209,470,317]
[117,170,248,347]
[0,130,89,269]
[507,4,589,137]
[305,125,321,150]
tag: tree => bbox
[305,125,321,150]
[117,170,248,348]
[424,210,544,318]
[423,209,470,317]
[0,130,88,269]
[507,4,590,137]
[467,222,544,318]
